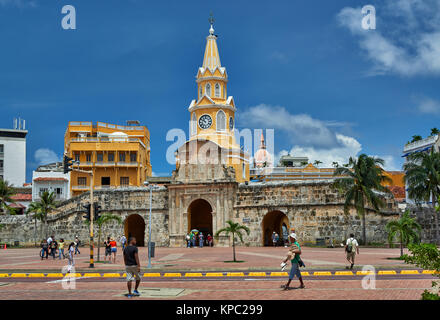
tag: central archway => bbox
[124,214,146,247]
[262,210,289,246]
[188,199,213,241]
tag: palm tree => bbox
[404,149,440,243]
[411,135,423,143]
[94,213,122,262]
[35,191,57,238]
[0,179,16,214]
[300,161,308,167]
[313,160,323,167]
[431,128,440,136]
[26,202,44,246]
[215,220,250,262]
[332,162,339,168]
[333,154,392,245]
[386,210,422,257]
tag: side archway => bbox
[262,210,289,246]
[124,214,146,247]
[187,199,213,241]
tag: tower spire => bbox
[209,11,215,35]
[202,12,221,70]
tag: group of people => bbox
[279,230,360,290]
[103,235,127,263]
[271,231,290,247]
[40,235,81,260]
[185,231,213,248]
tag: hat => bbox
[289,233,297,239]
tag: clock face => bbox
[229,117,234,130]
[198,114,212,129]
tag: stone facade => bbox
[0,165,402,247]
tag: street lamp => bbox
[144,180,153,269]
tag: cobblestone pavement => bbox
[0,246,410,272]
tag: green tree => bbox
[26,202,45,246]
[403,243,440,300]
[0,179,16,214]
[404,149,440,243]
[300,161,308,166]
[332,162,339,168]
[313,160,323,167]
[411,135,423,143]
[215,220,250,262]
[386,210,422,257]
[431,128,440,136]
[34,191,57,238]
[333,154,392,244]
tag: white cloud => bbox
[416,96,440,114]
[337,1,440,76]
[34,148,60,165]
[240,104,340,149]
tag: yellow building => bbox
[64,121,152,197]
[178,20,250,182]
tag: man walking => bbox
[123,237,141,298]
[74,236,81,255]
[281,233,305,290]
[120,234,127,250]
[345,233,359,269]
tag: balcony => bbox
[95,161,115,166]
[116,161,138,167]
[403,135,438,153]
[72,185,89,190]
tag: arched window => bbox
[199,86,203,98]
[242,162,246,179]
[215,83,220,97]
[216,110,226,131]
[205,83,211,97]
[190,112,197,136]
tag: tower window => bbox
[216,110,226,132]
[190,112,197,136]
[199,85,203,98]
[215,83,220,97]
[206,83,211,97]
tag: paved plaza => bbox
[0,246,436,300]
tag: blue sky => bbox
[1,0,440,182]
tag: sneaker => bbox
[125,293,133,298]
[133,290,140,296]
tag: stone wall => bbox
[406,204,440,244]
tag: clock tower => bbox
[180,16,249,183]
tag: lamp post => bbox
[144,181,153,269]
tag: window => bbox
[78,177,87,186]
[0,160,3,169]
[39,187,48,195]
[206,83,211,97]
[55,188,62,195]
[0,144,3,153]
[97,153,103,162]
[74,153,80,162]
[101,177,110,186]
[242,163,246,179]
[108,152,114,162]
[215,83,220,97]
[119,152,126,162]
[130,153,137,162]
[120,177,129,186]
[86,153,91,162]
[216,110,226,131]
[190,112,197,136]
[199,85,203,98]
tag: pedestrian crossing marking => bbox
[356,271,375,275]
[28,273,46,278]
[143,273,161,277]
[0,274,9,277]
[422,270,435,274]
[300,272,310,276]
[185,273,203,277]
[400,270,419,274]
[64,273,82,277]
[248,272,266,277]
[227,272,245,277]
[378,270,397,275]
[205,272,223,277]
[103,273,121,277]
[335,271,354,275]
[46,273,64,277]
[83,273,101,277]
[314,271,332,276]
[10,273,27,277]
[270,272,288,277]
[164,273,181,277]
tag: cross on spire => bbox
[208,12,215,35]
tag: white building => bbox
[0,119,27,186]
[32,162,70,202]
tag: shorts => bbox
[289,263,302,280]
[125,265,140,282]
[111,247,117,253]
[346,252,356,261]
[105,248,111,256]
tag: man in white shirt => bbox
[345,233,359,269]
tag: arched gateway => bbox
[124,214,146,247]
[187,199,213,239]
[262,210,289,246]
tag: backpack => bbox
[346,238,354,253]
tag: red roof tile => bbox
[33,177,67,182]
[11,194,32,201]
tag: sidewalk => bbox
[0,246,412,272]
